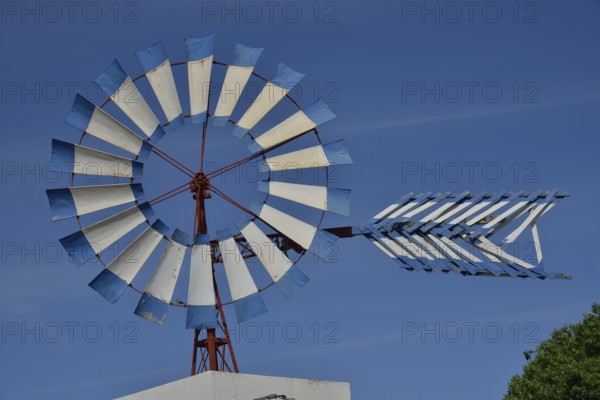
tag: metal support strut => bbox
[190,172,239,374]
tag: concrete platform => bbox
[117,371,350,400]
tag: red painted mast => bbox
[190,127,239,374]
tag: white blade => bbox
[251,202,338,261]
[88,220,169,303]
[186,234,217,329]
[504,203,555,244]
[47,183,145,221]
[258,139,352,172]
[447,192,509,224]
[466,201,511,225]
[66,94,152,158]
[50,139,143,179]
[237,217,309,299]
[59,202,154,264]
[433,201,475,224]
[387,195,441,221]
[257,181,350,216]
[185,35,214,124]
[247,99,335,153]
[95,59,166,142]
[530,223,544,265]
[481,202,530,229]
[136,40,184,130]
[135,229,189,325]
[233,63,305,138]
[212,44,263,126]
[475,236,536,269]
[218,229,267,322]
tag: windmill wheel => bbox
[46,35,352,329]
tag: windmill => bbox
[46,35,569,377]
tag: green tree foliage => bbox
[505,304,600,400]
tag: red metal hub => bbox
[190,172,212,200]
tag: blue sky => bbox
[1,0,599,399]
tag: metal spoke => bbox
[199,88,211,172]
[205,129,317,180]
[200,119,208,172]
[152,147,196,177]
[148,181,191,205]
[209,184,256,217]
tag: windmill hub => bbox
[190,172,211,200]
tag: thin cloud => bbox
[342,94,600,134]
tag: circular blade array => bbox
[46,35,352,328]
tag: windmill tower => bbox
[46,35,569,398]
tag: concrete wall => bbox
[117,371,351,400]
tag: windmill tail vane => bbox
[348,190,570,280]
